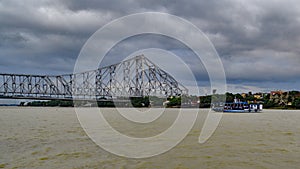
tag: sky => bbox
[1,0,300,99]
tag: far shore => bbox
[1,105,300,111]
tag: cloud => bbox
[223,49,300,82]
[0,0,299,94]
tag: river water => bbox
[0,107,299,169]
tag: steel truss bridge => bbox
[0,55,188,101]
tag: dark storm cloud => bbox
[0,0,113,74]
[0,0,299,93]
[162,0,300,88]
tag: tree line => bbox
[20,91,300,109]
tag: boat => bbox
[213,100,263,113]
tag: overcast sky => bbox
[1,0,300,97]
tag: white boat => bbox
[213,101,263,113]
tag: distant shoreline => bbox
[1,105,300,110]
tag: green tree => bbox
[264,100,276,108]
[130,97,150,107]
[292,98,300,108]
[234,93,244,101]
[245,95,255,102]
[167,96,181,107]
[226,92,234,102]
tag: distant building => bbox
[295,93,300,98]
[241,93,247,98]
[270,90,289,105]
[253,93,263,99]
[270,90,283,96]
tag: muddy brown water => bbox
[0,107,299,169]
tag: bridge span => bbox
[0,55,188,101]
